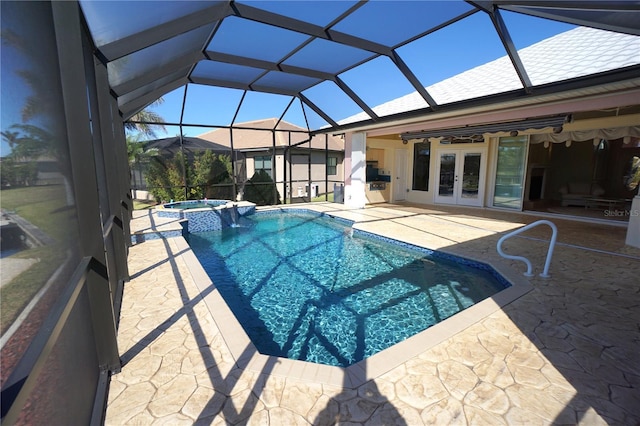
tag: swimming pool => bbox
[187,210,509,367]
[163,199,228,209]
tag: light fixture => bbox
[402,139,408,145]
[509,130,519,137]
[566,140,572,148]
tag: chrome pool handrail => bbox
[497,219,558,278]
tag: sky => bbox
[2,3,580,155]
[145,8,577,139]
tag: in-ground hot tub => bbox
[156,200,256,233]
[162,199,229,210]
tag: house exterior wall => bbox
[243,149,345,202]
[347,98,640,222]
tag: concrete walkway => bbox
[106,203,640,425]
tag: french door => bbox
[435,148,487,206]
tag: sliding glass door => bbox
[493,136,528,209]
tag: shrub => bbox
[242,170,280,206]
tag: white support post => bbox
[625,196,640,248]
[344,132,367,208]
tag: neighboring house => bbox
[198,119,345,202]
[335,27,640,243]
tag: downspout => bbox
[325,134,329,202]
[230,127,236,199]
[272,130,277,204]
[283,137,312,204]
[307,138,312,202]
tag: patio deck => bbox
[105,203,640,425]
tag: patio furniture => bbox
[585,197,630,210]
[559,182,605,207]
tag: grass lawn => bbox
[133,199,158,210]
[1,185,79,335]
[311,192,334,202]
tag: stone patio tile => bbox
[306,394,339,424]
[245,409,270,426]
[476,330,515,359]
[568,349,629,386]
[581,394,638,424]
[404,357,438,376]
[219,388,265,424]
[357,379,396,403]
[107,378,127,402]
[505,383,575,424]
[148,375,197,417]
[464,381,510,415]
[150,352,184,387]
[610,384,640,418]
[576,407,611,426]
[148,331,188,357]
[278,381,324,418]
[123,409,156,426]
[445,336,492,367]
[558,368,612,399]
[181,387,225,420]
[394,373,449,408]
[509,364,550,389]
[337,395,380,423]
[463,405,507,425]
[420,396,466,426]
[106,382,157,425]
[371,400,423,425]
[504,406,549,425]
[262,407,307,425]
[117,352,163,385]
[252,374,285,408]
[505,346,545,370]
[151,413,194,425]
[107,204,640,425]
[473,358,514,389]
[437,360,478,401]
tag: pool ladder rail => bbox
[497,219,558,278]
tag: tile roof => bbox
[197,118,344,151]
[340,27,640,125]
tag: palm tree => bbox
[126,133,159,192]
[124,98,167,138]
[2,26,74,203]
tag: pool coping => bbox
[171,209,533,388]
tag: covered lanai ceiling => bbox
[80,1,640,134]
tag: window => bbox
[493,135,528,209]
[327,156,337,175]
[254,155,272,177]
[412,141,431,191]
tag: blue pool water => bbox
[187,211,509,367]
[164,200,228,209]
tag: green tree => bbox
[1,124,51,187]
[2,26,73,202]
[144,150,235,202]
[124,98,166,138]
[192,151,233,199]
[144,151,186,202]
[243,170,280,206]
[127,133,158,191]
